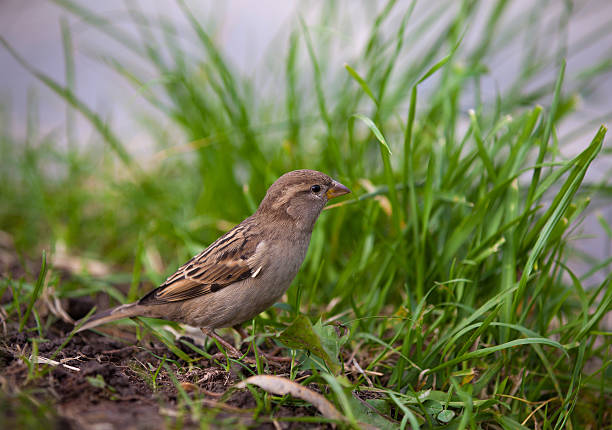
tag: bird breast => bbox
[175,236,311,329]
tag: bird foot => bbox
[256,346,291,364]
[201,328,243,358]
[201,328,291,366]
[259,351,292,364]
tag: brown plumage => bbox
[76,170,350,354]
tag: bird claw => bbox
[259,352,292,364]
[201,328,242,357]
[202,328,292,366]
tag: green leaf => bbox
[497,416,531,430]
[20,250,47,332]
[437,409,455,423]
[312,318,349,363]
[349,395,397,430]
[515,125,607,320]
[277,315,341,374]
[428,337,568,373]
[417,52,452,84]
[87,374,107,389]
[424,399,443,416]
[344,63,378,105]
[352,113,392,155]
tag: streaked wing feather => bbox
[141,221,265,304]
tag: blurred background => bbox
[0,0,612,280]
[2,1,612,144]
[1,0,611,276]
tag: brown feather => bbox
[139,219,266,304]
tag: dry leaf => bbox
[236,375,345,422]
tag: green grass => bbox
[1,0,611,428]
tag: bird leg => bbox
[232,324,250,340]
[256,342,293,363]
[233,326,290,364]
[202,327,290,365]
[259,350,292,364]
[201,328,242,357]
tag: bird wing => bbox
[139,221,267,304]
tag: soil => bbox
[0,243,329,429]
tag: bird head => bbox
[257,169,351,231]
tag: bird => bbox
[76,169,350,356]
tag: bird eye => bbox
[310,184,321,193]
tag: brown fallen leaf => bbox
[236,376,382,429]
[235,375,345,422]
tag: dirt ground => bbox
[0,246,327,429]
[2,320,326,429]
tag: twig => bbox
[352,357,374,387]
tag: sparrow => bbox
[76,169,351,356]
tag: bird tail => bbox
[75,302,144,333]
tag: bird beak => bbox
[326,180,351,199]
